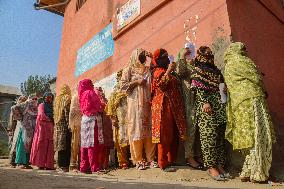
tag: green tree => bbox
[20,75,53,96]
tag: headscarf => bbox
[25,94,38,117]
[54,84,71,124]
[223,42,275,150]
[16,96,27,104]
[151,49,170,94]
[128,48,146,75]
[78,79,104,116]
[191,46,223,91]
[152,48,169,69]
[43,92,54,121]
[9,96,27,125]
[223,42,265,106]
[184,42,196,59]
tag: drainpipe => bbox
[33,0,70,11]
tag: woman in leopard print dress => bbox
[191,46,228,181]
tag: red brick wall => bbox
[56,0,231,92]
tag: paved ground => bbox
[0,159,283,189]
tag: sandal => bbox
[136,162,146,170]
[221,172,233,179]
[150,161,159,169]
[71,168,79,173]
[240,177,250,182]
[207,170,226,181]
[121,163,129,170]
[186,162,205,170]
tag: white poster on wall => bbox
[93,72,117,100]
[117,0,141,30]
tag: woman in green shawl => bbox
[175,43,204,170]
[224,42,275,183]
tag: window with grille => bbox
[76,0,88,11]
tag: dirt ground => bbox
[0,159,283,189]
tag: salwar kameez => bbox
[15,98,38,166]
[151,49,187,170]
[30,103,54,169]
[194,90,226,168]
[69,93,82,169]
[78,79,105,173]
[15,127,30,165]
[55,105,71,168]
[106,87,130,167]
[156,97,179,169]
[80,117,101,173]
[9,104,24,166]
[190,46,226,169]
[224,42,275,182]
[9,121,21,166]
[175,53,196,159]
[57,131,72,168]
[120,55,155,165]
[80,115,104,173]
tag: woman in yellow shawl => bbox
[54,84,72,172]
[105,70,130,169]
[224,42,275,183]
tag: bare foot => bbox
[208,167,220,177]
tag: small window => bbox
[76,0,88,11]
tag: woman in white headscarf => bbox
[8,96,27,168]
[120,48,157,170]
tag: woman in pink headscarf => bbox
[78,79,105,173]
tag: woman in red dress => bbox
[151,48,186,172]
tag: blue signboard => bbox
[75,23,114,77]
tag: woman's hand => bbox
[165,62,176,76]
[202,103,212,114]
[111,117,119,128]
[223,85,227,94]
[182,48,191,59]
[136,78,147,86]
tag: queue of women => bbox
[7,42,275,183]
